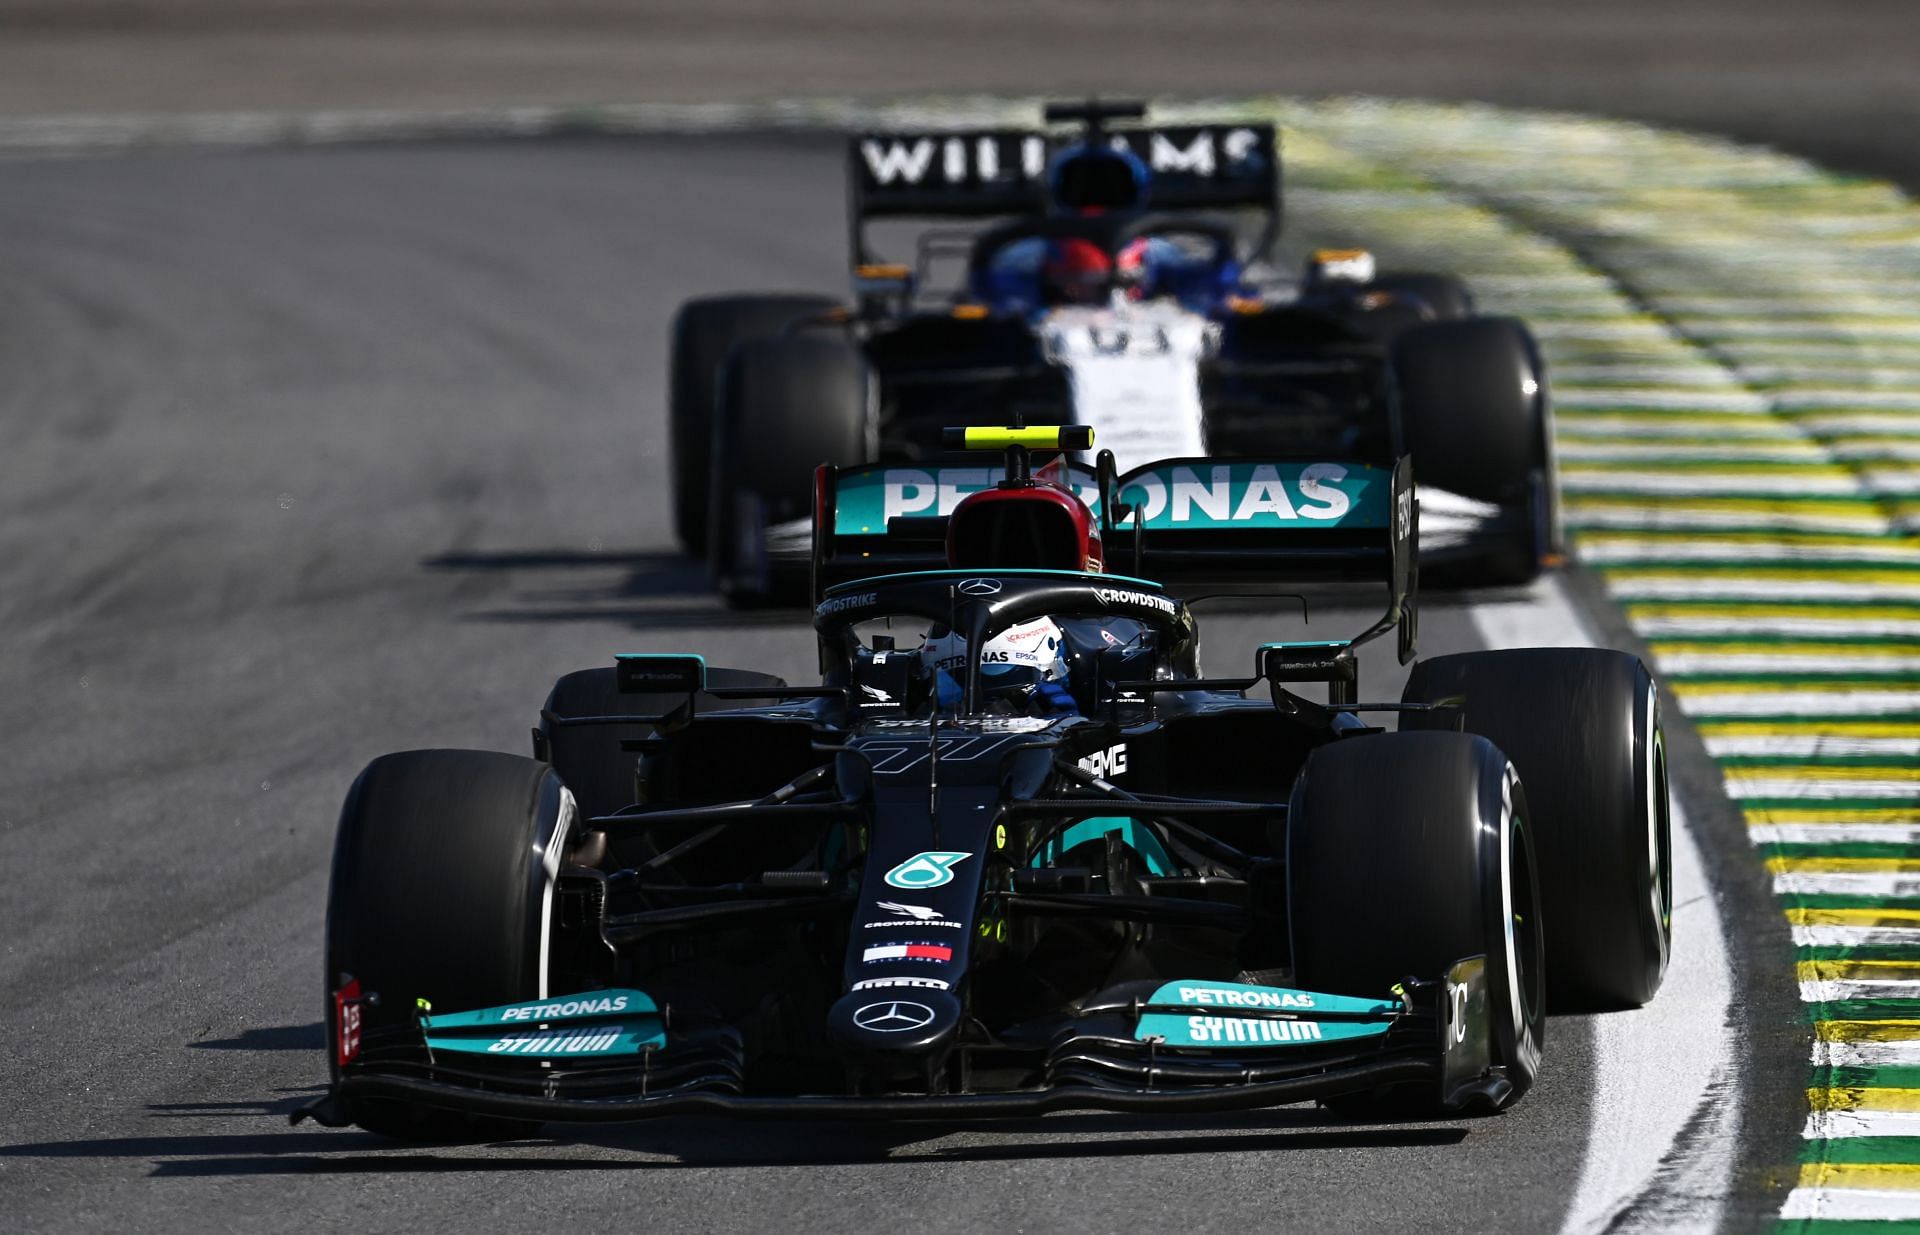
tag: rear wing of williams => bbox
[809,451,1419,662]
[847,117,1281,266]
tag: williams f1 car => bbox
[669,100,1558,603]
[301,429,1659,1140]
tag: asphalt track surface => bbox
[11,4,1920,1228]
[0,126,1776,1234]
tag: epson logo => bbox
[1091,587,1177,616]
[499,995,629,1022]
[1396,486,1414,542]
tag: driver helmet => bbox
[921,616,1075,710]
[1116,236,1161,300]
[1040,237,1113,305]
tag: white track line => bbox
[1709,738,1920,759]
[1807,1108,1920,1139]
[1776,872,1920,898]
[1761,826,1920,846]
[1817,1039,1920,1066]
[1473,576,1735,1235]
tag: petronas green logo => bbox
[884,851,971,889]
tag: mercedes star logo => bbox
[958,578,1003,596]
[852,1000,936,1033]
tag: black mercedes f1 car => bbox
[300,430,1661,1140]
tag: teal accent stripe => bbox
[1036,816,1176,878]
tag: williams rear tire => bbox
[669,294,839,554]
[708,334,873,605]
[1393,316,1555,587]
[1372,271,1475,322]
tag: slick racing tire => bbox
[1289,731,1545,1108]
[669,294,839,554]
[708,334,873,605]
[539,665,788,821]
[1392,317,1556,586]
[1372,271,1475,322]
[1402,649,1672,1010]
[325,750,573,1142]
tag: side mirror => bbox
[615,654,707,695]
[1259,642,1358,707]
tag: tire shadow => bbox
[422,547,801,629]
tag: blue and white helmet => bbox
[921,616,1071,684]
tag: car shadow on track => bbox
[186,1022,326,1051]
[422,547,802,629]
[0,1107,1468,1179]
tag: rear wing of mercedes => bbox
[809,442,1417,663]
[810,456,1103,592]
[847,113,1281,266]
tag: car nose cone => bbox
[852,1000,936,1032]
[830,989,961,1054]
